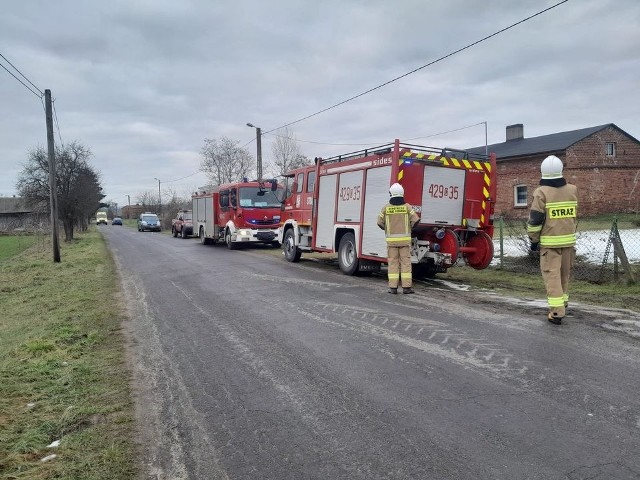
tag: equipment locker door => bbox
[315,174,338,249]
[420,165,465,225]
[361,165,391,258]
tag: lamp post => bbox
[126,195,131,219]
[153,177,161,216]
[246,123,262,180]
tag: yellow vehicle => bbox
[96,211,108,225]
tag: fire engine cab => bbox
[278,139,497,277]
[193,179,283,249]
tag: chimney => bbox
[506,124,524,141]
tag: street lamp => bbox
[246,123,262,180]
[153,177,161,216]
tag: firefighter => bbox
[377,183,419,294]
[527,155,578,325]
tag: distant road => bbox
[101,226,640,480]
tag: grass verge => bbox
[440,264,640,312]
[0,231,136,479]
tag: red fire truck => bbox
[278,139,497,277]
[193,179,283,249]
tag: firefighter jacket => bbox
[377,200,419,247]
[527,180,578,248]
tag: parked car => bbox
[137,213,161,232]
[112,217,123,226]
[171,209,193,238]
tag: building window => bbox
[605,142,616,156]
[514,185,528,207]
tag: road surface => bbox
[101,226,640,480]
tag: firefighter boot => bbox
[402,287,414,294]
[547,312,563,325]
[388,288,398,294]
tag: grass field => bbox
[0,235,37,262]
[0,231,136,479]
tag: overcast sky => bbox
[1,0,639,207]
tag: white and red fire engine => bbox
[193,179,283,249]
[277,139,497,277]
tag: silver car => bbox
[137,213,161,232]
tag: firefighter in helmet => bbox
[377,183,419,294]
[527,155,578,325]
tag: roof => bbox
[467,123,635,159]
[0,197,33,214]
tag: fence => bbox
[493,215,640,284]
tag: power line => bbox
[264,121,485,147]
[405,122,487,142]
[52,99,63,146]
[0,52,43,94]
[164,170,202,183]
[0,60,42,98]
[0,53,44,97]
[265,0,569,134]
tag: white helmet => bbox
[389,183,404,197]
[541,155,564,179]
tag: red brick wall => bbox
[494,126,640,218]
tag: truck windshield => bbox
[239,186,283,208]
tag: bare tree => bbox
[16,141,104,241]
[136,190,159,212]
[200,136,255,186]
[269,128,312,177]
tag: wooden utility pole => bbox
[256,126,262,180]
[45,89,61,262]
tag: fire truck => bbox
[193,179,283,249]
[277,139,497,277]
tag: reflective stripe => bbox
[563,293,569,302]
[527,225,542,233]
[402,273,413,280]
[386,236,411,243]
[546,201,577,208]
[388,273,400,279]
[540,233,576,246]
[547,296,564,307]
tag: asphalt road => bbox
[101,225,640,480]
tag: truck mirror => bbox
[270,179,278,192]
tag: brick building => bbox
[468,123,640,218]
[121,204,148,219]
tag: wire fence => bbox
[493,215,640,284]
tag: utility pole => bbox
[45,89,60,262]
[246,123,262,179]
[127,195,131,219]
[154,178,161,216]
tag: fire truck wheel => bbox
[338,232,359,276]
[283,229,301,262]
[172,227,178,238]
[226,230,237,250]
[181,228,188,239]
